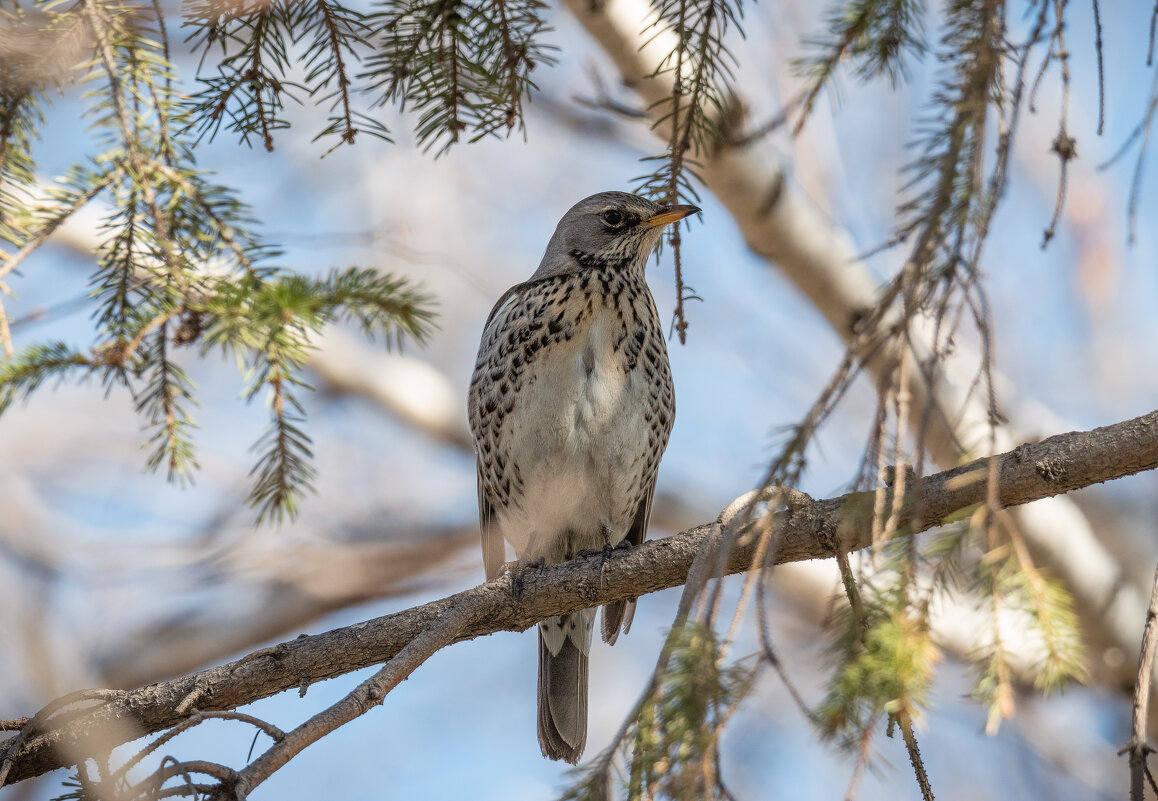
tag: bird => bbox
[467,191,700,764]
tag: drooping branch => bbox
[560,0,1151,702]
[2,408,1156,787]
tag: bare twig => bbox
[1128,65,1158,244]
[1091,0,1104,135]
[227,598,483,798]
[1041,0,1076,249]
[896,711,935,801]
[0,290,13,359]
[1124,562,1158,801]
[108,709,285,789]
[842,720,877,801]
[1149,0,1158,66]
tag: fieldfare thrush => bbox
[468,191,700,763]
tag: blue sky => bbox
[3,1,1158,799]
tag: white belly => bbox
[497,318,650,562]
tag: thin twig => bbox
[897,711,935,801]
[0,689,121,788]
[0,291,13,359]
[755,569,814,723]
[1127,64,1158,244]
[1041,0,1075,249]
[1124,562,1158,801]
[1149,0,1158,66]
[0,168,125,283]
[109,709,285,788]
[842,719,877,801]
[316,0,358,147]
[228,598,483,797]
[1091,0,1104,135]
[132,758,238,800]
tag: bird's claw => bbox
[505,557,546,599]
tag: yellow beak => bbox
[644,204,702,228]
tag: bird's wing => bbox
[477,468,506,580]
[600,481,656,644]
[469,283,527,581]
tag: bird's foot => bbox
[505,556,546,599]
[573,542,624,587]
[575,544,615,559]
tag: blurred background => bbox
[2,0,1157,798]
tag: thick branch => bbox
[3,409,1157,785]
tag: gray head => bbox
[531,191,700,281]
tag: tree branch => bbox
[3,409,1157,787]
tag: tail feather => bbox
[538,610,593,763]
[600,598,637,645]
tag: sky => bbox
[2,0,1158,799]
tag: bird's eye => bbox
[600,209,624,227]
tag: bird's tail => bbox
[537,608,595,764]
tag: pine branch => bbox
[632,0,741,342]
[364,0,554,155]
[198,268,433,522]
[301,0,392,150]
[0,2,436,527]
[794,0,927,129]
[898,0,1003,281]
[135,324,200,484]
[0,342,94,414]
[184,1,392,151]
[248,373,316,525]
[183,0,298,151]
[310,266,434,346]
[816,580,938,749]
[617,623,746,801]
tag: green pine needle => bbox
[0,342,93,415]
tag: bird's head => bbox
[532,191,701,280]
